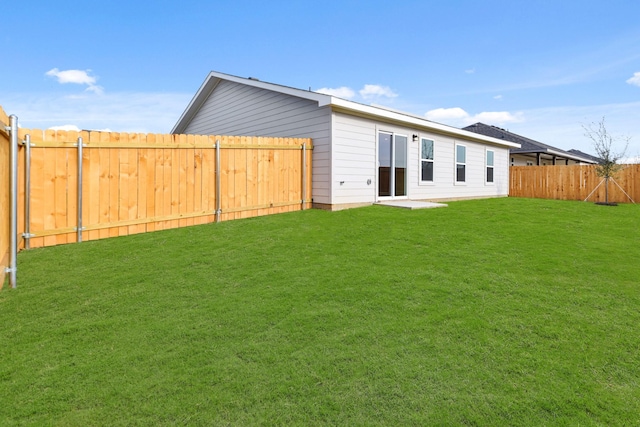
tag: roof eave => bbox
[546,148,597,163]
[171,73,221,134]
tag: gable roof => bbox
[172,71,520,149]
[463,123,597,164]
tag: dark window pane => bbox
[421,139,434,160]
[378,167,390,196]
[456,164,465,182]
[487,167,494,183]
[421,161,434,181]
[395,167,406,196]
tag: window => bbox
[420,138,434,182]
[486,150,494,183]
[455,144,466,183]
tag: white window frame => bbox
[455,143,466,185]
[485,149,495,185]
[419,137,435,185]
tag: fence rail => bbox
[509,164,640,203]
[1,104,312,288]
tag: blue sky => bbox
[3,0,640,158]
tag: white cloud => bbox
[46,68,95,85]
[359,84,398,99]
[621,155,640,164]
[424,107,469,122]
[493,95,503,100]
[315,83,399,103]
[315,86,356,99]
[45,68,104,95]
[4,91,192,133]
[474,111,523,123]
[626,71,640,87]
[425,107,523,127]
[465,68,476,74]
[48,124,81,131]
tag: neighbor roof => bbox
[172,71,520,149]
[463,123,597,164]
[567,149,602,163]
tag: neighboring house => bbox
[172,71,520,210]
[463,123,598,166]
[567,149,602,164]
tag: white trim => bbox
[546,148,595,164]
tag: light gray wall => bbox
[331,112,377,205]
[182,80,332,204]
[409,132,511,200]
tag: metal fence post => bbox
[8,115,18,288]
[301,143,307,210]
[215,140,221,223]
[22,134,31,250]
[77,136,83,242]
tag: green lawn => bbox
[1,198,639,426]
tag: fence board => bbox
[510,165,640,203]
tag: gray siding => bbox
[183,80,332,204]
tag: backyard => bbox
[1,197,638,425]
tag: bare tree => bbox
[583,117,630,205]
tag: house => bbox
[463,123,598,166]
[172,71,520,210]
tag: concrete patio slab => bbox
[375,200,448,210]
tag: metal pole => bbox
[23,134,31,250]
[215,140,221,223]
[301,143,307,210]
[8,115,18,288]
[77,136,83,242]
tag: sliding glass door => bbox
[378,132,407,198]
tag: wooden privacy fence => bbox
[20,131,312,249]
[510,165,640,203]
[1,105,312,288]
